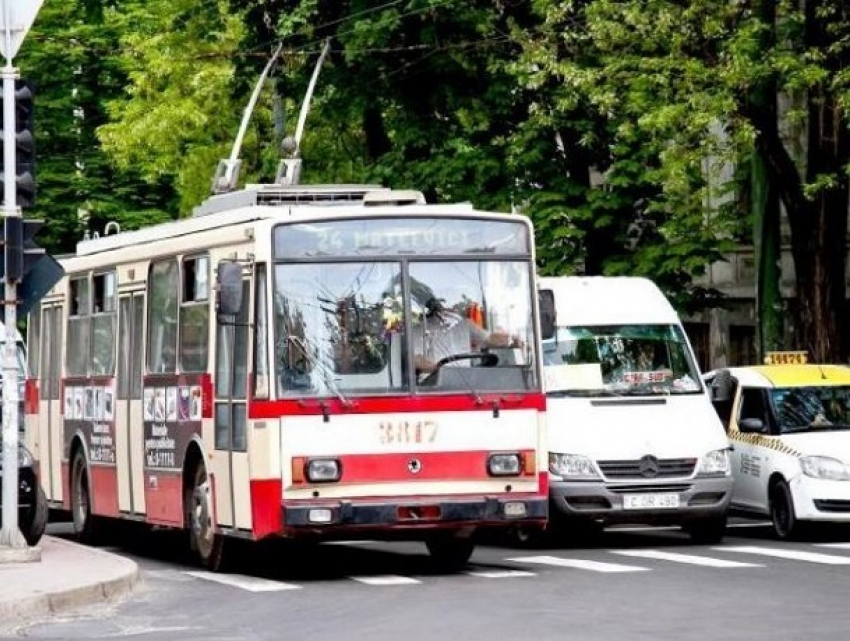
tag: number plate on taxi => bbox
[622,493,680,510]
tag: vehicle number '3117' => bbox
[379,420,438,445]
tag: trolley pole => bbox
[0,0,44,559]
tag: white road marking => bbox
[466,570,536,579]
[323,540,379,546]
[507,555,649,573]
[815,542,850,549]
[718,546,850,564]
[610,549,762,568]
[185,571,302,591]
[350,575,421,586]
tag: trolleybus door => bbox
[212,278,250,530]
[37,304,63,502]
[116,292,145,515]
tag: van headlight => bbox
[0,445,34,470]
[800,456,850,481]
[305,458,341,483]
[488,453,521,476]
[697,449,730,476]
[549,453,600,480]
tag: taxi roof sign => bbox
[764,351,808,365]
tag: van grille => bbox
[598,458,697,480]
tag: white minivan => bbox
[537,276,732,543]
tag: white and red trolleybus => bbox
[25,183,548,570]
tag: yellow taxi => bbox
[705,353,850,539]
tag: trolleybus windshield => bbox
[273,217,538,396]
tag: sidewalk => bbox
[0,536,139,634]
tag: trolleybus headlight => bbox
[305,458,341,483]
[697,448,731,476]
[548,453,600,480]
[800,456,850,481]
[488,453,521,476]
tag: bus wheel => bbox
[770,479,800,540]
[22,485,48,546]
[185,462,226,571]
[425,533,474,570]
[70,450,96,542]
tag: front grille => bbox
[814,500,850,513]
[598,458,697,480]
[607,483,692,494]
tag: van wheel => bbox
[685,515,727,544]
[185,461,227,571]
[70,450,96,543]
[770,480,800,540]
[425,533,474,570]
[22,485,48,546]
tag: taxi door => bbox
[729,386,772,512]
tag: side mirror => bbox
[217,260,243,317]
[538,289,556,340]
[739,417,766,433]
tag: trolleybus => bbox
[26,182,548,569]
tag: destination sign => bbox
[274,217,530,259]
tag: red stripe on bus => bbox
[249,393,545,419]
[144,472,184,526]
[24,379,38,415]
[201,374,213,419]
[89,465,120,518]
[297,450,536,484]
[250,478,283,539]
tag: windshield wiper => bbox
[547,389,621,398]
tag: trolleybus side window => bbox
[148,259,179,374]
[215,279,249,451]
[67,276,90,377]
[91,271,117,376]
[180,255,210,373]
[253,264,269,399]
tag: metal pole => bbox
[0,0,23,549]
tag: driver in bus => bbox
[412,296,519,375]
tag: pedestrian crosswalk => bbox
[172,541,850,593]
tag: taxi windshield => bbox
[771,386,850,433]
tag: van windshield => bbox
[542,324,702,396]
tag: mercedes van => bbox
[538,276,732,543]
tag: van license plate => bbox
[623,494,680,510]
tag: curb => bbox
[0,541,139,633]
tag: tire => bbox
[425,533,475,570]
[70,450,96,543]
[185,461,227,571]
[685,515,727,545]
[510,525,546,549]
[770,479,800,540]
[22,485,48,546]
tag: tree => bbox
[518,0,850,361]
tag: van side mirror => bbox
[538,289,556,340]
[217,260,243,318]
[739,417,766,433]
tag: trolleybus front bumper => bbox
[283,495,547,530]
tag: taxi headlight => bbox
[800,456,850,481]
[549,453,600,480]
[697,449,731,476]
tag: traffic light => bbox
[0,216,63,316]
[0,79,35,208]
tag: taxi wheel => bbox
[770,480,799,540]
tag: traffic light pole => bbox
[0,29,23,549]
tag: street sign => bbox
[0,0,45,60]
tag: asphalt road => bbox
[14,520,850,641]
